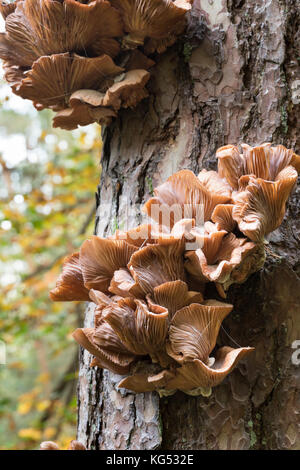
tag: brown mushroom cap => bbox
[166,301,233,364]
[217,143,300,191]
[101,69,150,110]
[128,237,186,294]
[118,369,175,393]
[109,223,159,247]
[184,230,265,296]
[161,346,254,391]
[143,170,231,229]
[102,297,169,362]
[79,236,138,292]
[211,204,236,232]
[69,71,151,112]
[68,440,86,451]
[12,53,124,110]
[40,439,86,450]
[232,168,298,241]
[2,61,27,85]
[53,103,116,130]
[40,441,60,450]
[49,252,90,302]
[108,268,144,298]
[197,169,232,199]
[118,346,254,393]
[0,0,18,19]
[72,325,135,375]
[147,280,204,319]
[110,0,191,49]
[0,0,123,68]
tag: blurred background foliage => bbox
[0,70,101,449]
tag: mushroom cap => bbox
[40,441,60,450]
[147,280,204,319]
[211,204,236,232]
[118,346,254,392]
[143,170,231,229]
[72,325,135,375]
[166,301,233,364]
[161,346,255,391]
[0,0,123,67]
[13,53,124,110]
[128,237,186,295]
[68,440,86,451]
[79,236,138,292]
[108,268,144,298]
[2,61,27,85]
[232,168,298,241]
[53,103,116,130]
[197,168,232,199]
[185,231,265,294]
[49,252,90,302]
[110,0,191,48]
[101,69,150,110]
[0,0,18,19]
[102,297,169,362]
[109,223,159,247]
[217,143,300,191]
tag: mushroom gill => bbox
[166,301,233,364]
[128,237,186,294]
[13,53,124,111]
[184,226,265,297]
[0,0,123,67]
[143,170,231,229]
[72,323,136,375]
[110,0,191,50]
[217,143,300,191]
[102,297,169,364]
[0,0,191,129]
[232,168,298,242]
[79,236,138,292]
[49,252,90,302]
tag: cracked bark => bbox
[77,0,300,450]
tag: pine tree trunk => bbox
[77,0,300,450]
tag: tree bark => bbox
[77,0,300,450]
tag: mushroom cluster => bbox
[0,0,191,130]
[50,143,299,395]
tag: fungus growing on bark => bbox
[13,53,124,111]
[110,0,191,50]
[211,204,236,232]
[0,0,191,130]
[232,169,298,242]
[0,0,123,67]
[49,252,90,302]
[143,169,231,228]
[50,142,299,394]
[217,143,300,191]
[184,223,265,297]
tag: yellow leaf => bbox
[36,372,50,384]
[43,427,56,439]
[36,400,51,412]
[18,428,42,441]
[17,401,32,415]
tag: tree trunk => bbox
[77,0,300,450]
